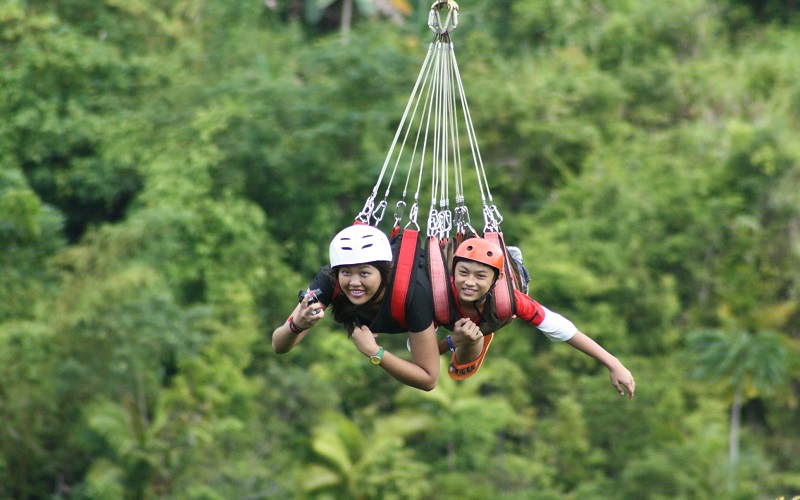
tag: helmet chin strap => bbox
[472,295,489,323]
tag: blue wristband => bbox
[446,335,455,352]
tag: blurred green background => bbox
[1,0,799,498]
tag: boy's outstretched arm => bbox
[566,331,636,399]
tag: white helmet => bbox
[329,225,393,267]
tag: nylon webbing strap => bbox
[391,229,419,327]
[483,231,515,320]
[427,236,452,325]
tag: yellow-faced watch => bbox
[369,347,385,365]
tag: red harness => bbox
[426,231,518,326]
[341,224,517,330]
[389,228,419,328]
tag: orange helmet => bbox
[453,238,504,275]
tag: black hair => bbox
[328,261,393,336]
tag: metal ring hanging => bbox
[428,0,459,35]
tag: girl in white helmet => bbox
[272,224,455,391]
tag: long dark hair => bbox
[328,261,393,336]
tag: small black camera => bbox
[298,288,323,305]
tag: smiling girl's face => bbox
[337,264,384,305]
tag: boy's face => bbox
[453,260,496,303]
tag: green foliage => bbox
[1,2,148,241]
[0,168,64,321]
[299,409,434,498]
[0,321,62,498]
[686,329,789,399]
[1,0,800,497]
[464,45,625,210]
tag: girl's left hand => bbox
[352,325,379,357]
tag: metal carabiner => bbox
[428,0,459,35]
[371,200,387,225]
[440,209,452,234]
[489,204,504,226]
[356,195,376,224]
[393,200,407,227]
[406,203,421,231]
[454,204,470,233]
[482,204,499,233]
[427,208,440,238]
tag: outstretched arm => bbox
[352,323,440,391]
[516,292,635,399]
[566,331,636,399]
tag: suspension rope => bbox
[356,41,437,225]
[356,0,502,236]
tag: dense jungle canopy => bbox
[1,0,799,498]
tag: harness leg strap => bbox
[448,332,494,380]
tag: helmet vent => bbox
[360,235,376,249]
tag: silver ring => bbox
[312,308,321,315]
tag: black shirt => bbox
[309,266,434,334]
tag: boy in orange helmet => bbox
[439,238,636,399]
